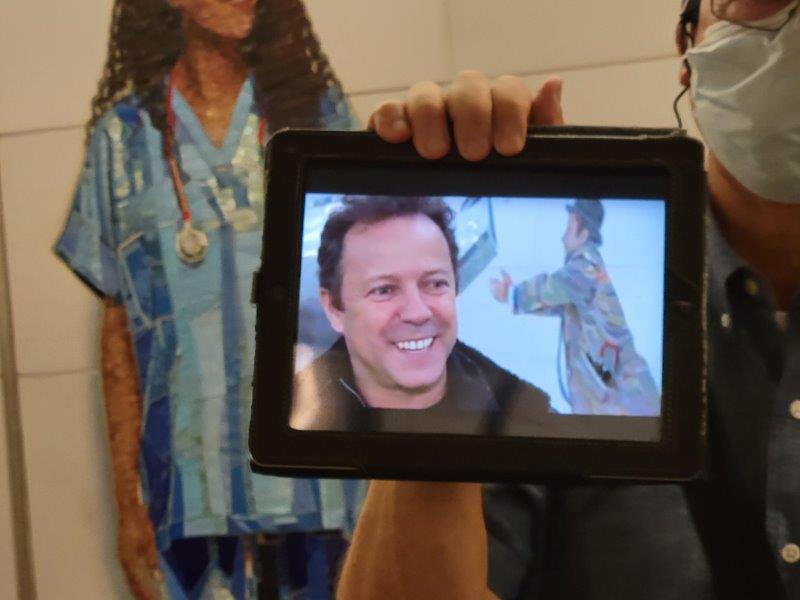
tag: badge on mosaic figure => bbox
[176,220,208,264]
[216,182,238,215]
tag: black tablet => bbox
[249,127,706,483]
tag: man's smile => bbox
[394,337,435,352]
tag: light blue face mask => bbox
[685,1,800,203]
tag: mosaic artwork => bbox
[55,0,362,597]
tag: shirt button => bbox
[720,313,732,329]
[781,543,800,564]
[790,400,800,420]
[744,278,759,296]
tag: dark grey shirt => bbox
[484,216,800,599]
[294,337,550,435]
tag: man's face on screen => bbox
[323,214,458,404]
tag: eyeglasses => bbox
[677,0,797,53]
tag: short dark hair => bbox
[318,196,459,309]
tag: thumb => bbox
[530,77,564,126]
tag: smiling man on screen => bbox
[290,195,552,434]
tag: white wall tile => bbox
[0,1,114,133]
[0,379,20,600]
[0,128,101,375]
[524,57,696,131]
[449,0,680,78]
[19,372,129,599]
[305,0,452,94]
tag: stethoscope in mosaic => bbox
[164,69,267,264]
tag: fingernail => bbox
[495,127,524,156]
[510,130,525,152]
[392,118,409,134]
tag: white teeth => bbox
[395,337,434,351]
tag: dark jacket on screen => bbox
[292,337,552,436]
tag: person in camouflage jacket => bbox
[491,199,660,416]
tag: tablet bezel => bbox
[249,127,706,483]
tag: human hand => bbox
[368,71,564,161]
[338,481,486,600]
[490,269,513,303]
[117,503,161,600]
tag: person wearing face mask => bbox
[54,1,362,598]
[334,1,800,599]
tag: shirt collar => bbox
[335,339,495,410]
[707,210,746,286]
[171,76,256,168]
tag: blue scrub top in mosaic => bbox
[55,79,363,549]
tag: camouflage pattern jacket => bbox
[512,242,660,416]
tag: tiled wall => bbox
[0,1,696,597]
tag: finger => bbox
[530,76,564,126]
[446,70,493,161]
[490,76,532,156]
[368,100,411,143]
[406,81,451,159]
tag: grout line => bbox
[508,53,679,80]
[0,123,84,140]
[17,368,99,379]
[0,167,37,598]
[344,52,678,99]
[0,54,679,136]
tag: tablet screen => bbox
[289,166,666,442]
[249,130,706,481]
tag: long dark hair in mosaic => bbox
[88,0,346,136]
